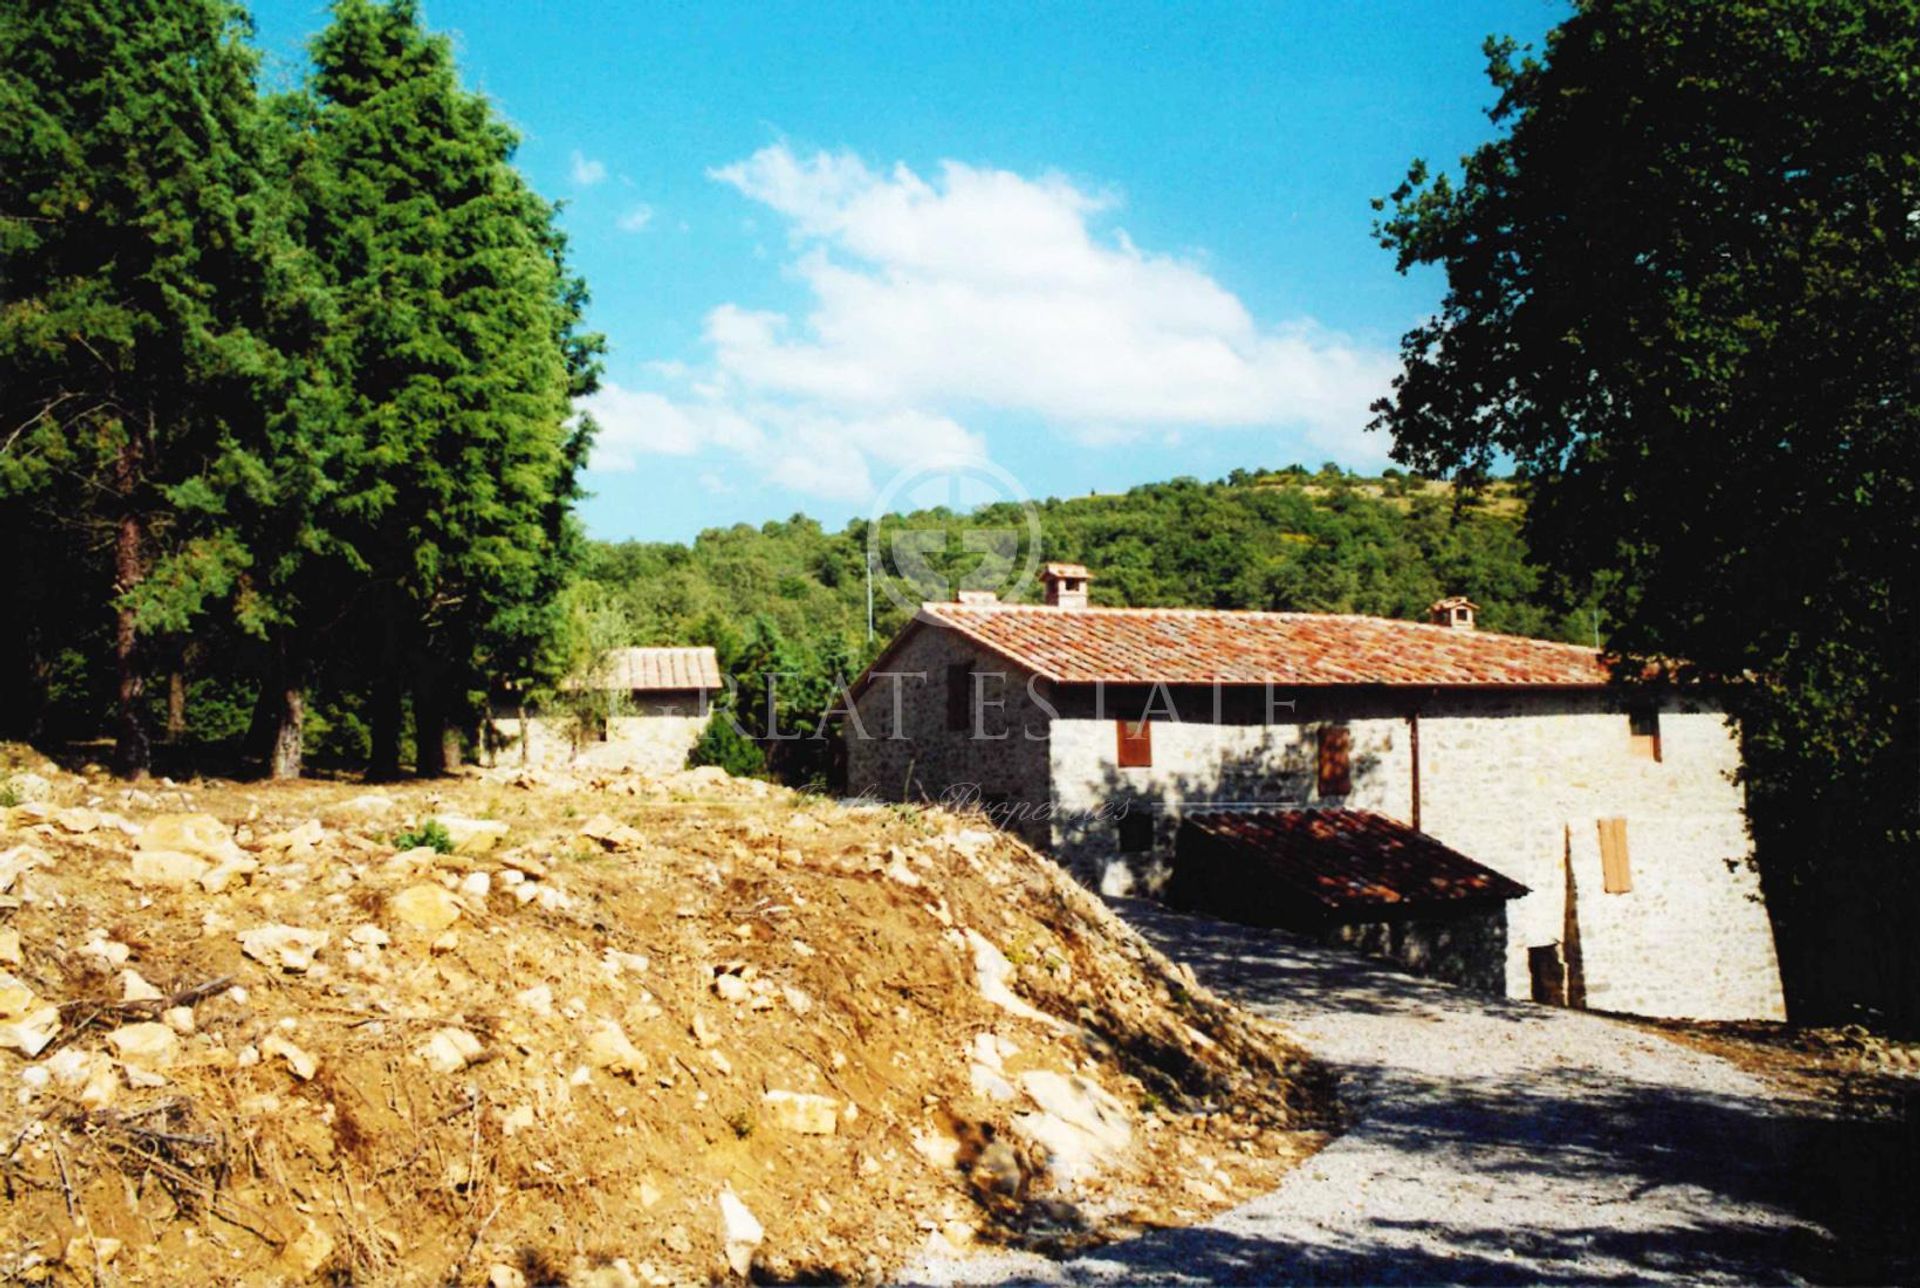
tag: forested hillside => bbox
[575,466,1593,781]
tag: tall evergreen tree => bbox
[0,0,282,778]
[304,0,600,777]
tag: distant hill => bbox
[579,466,1596,678]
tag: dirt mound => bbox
[0,749,1331,1285]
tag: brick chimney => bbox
[1429,596,1478,630]
[1042,563,1092,609]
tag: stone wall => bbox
[1409,690,1784,1021]
[485,691,711,775]
[1324,907,1509,996]
[1048,687,1411,896]
[843,623,1053,849]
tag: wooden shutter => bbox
[1598,817,1632,893]
[1116,718,1152,768]
[1628,707,1662,762]
[1317,725,1352,797]
[946,663,970,732]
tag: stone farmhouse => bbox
[845,565,1785,1021]
[486,646,717,773]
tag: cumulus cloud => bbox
[577,383,762,470]
[616,203,655,233]
[578,381,985,502]
[569,150,606,186]
[705,145,1396,449]
[583,143,1396,498]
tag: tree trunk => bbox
[367,618,402,780]
[268,635,306,780]
[166,670,187,742]
[242,675,276,767]
[111,437,149,781]
[413,671,446,777]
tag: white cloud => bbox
[703,145,1397,455]
[569,150,606,186]
[581,143,1397,500]
[579,381,984,501]
[617,203,655,233]
[577,383,762,470]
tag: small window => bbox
[1629,706,1662,761]
[1116,718,1152,768]
[1598,817,1632,893]
[946,662,971,732]
[1117,809,1153,853]
[1317,725,1352,797]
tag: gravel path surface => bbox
[908,900,1831,1285]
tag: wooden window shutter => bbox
[1116,718,1152,768]
[1317,725,1352,797]
[946,663,971,732]
[1628,706,1662,761]
[1598,817,1632,893]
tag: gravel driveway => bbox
[910,899,1836,1285]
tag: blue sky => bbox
[248,0,1566,542]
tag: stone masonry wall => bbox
[1411,690,1784,1022]
[486,691,711,775]
[1048,692,1408,897]
[843,623,1053,850]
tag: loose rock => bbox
[128,850,211,890]
[390,883,461,932]
[762,1089,839,1135]
[262,1033,320,1080]
[418,1026,483,1074]
[237,924,329,973]
[718,1187,764,1277]
[106,1022,181,1070]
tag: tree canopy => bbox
[1372,0,1920,1025]
[0,0,599,781]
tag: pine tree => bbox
[0,0,283,778]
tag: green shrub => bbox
[687,710,765,780]
[392,818,454,854]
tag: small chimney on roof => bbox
[1429,596,1479,630]
[953,589,999,605]
[1042,562,1092,609]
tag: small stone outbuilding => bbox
[1168,809,1528,994]
[487,647,718,773]
[844,566,1787,1022]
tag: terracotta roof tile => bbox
[1178,809,1530,914]
[572,647,720,692]
[920,602,1609,688]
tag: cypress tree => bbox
[305,0,600,776]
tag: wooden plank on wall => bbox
[1598,817,1632,894]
